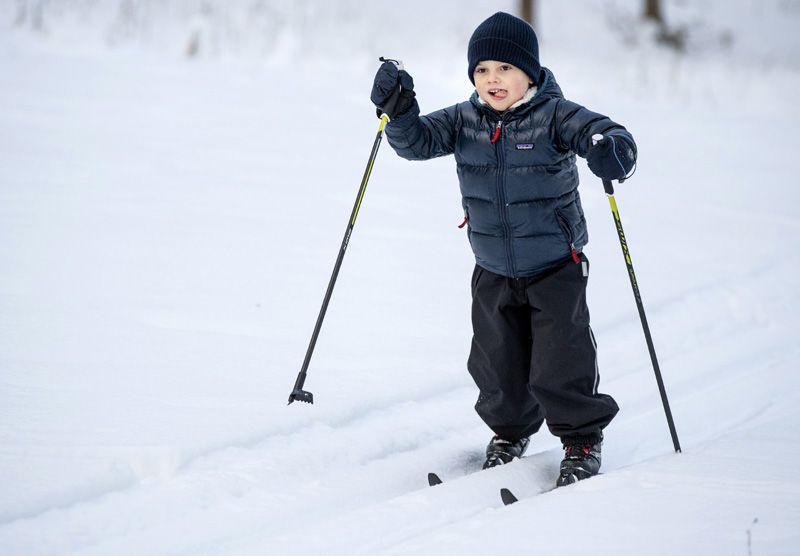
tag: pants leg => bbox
[526,254,619,437]
[467,265,545,441]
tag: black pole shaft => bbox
[288,118,388,404]
[603,179,682,453]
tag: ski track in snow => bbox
[0,388,490,554]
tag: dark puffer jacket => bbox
[384,67,636,278]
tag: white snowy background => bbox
[2,0,799,554]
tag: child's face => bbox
[473,60,533,113]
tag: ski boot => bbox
[483,435,530,469]
[556,433,602,487]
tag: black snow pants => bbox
[467,253,619,441]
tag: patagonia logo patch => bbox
[515,143,535,150]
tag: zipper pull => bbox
[570,244,580,264]
[490,120,502,143]
[458,215,468,229]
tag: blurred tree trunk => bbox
[643,0,664,23]
[519,0,536,25]
[643,0,686,51]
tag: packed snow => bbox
[2,0,799,554]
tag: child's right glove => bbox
[370,61,416,120]
[587,135,636,181]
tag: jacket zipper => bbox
[555,208,581,264]
[493,117,517,276]
[490,120,502,143]
[458,207,468,229]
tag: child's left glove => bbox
[587,135,636,181]
[370,61,416,120]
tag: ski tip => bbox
[427,473,443,487]
[500,488,518,506]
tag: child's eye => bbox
[500,65,512,71]
[475,67,486,73]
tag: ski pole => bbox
[593,134,681,453]
[288,59,403,405]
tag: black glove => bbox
[370,61,416,120]
[587,135,636,181]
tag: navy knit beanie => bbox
[467,12,541,85]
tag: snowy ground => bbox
[2,1,800,554]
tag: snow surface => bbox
[2,0,800,554]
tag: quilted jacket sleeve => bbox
[553,99,637,160]
[383,102,459,161]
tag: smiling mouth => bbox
[489,89,508,100]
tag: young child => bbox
[370,12,636,486]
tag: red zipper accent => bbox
[490,121,502,143]
[571,245,580,264]
[458,216,468,229]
